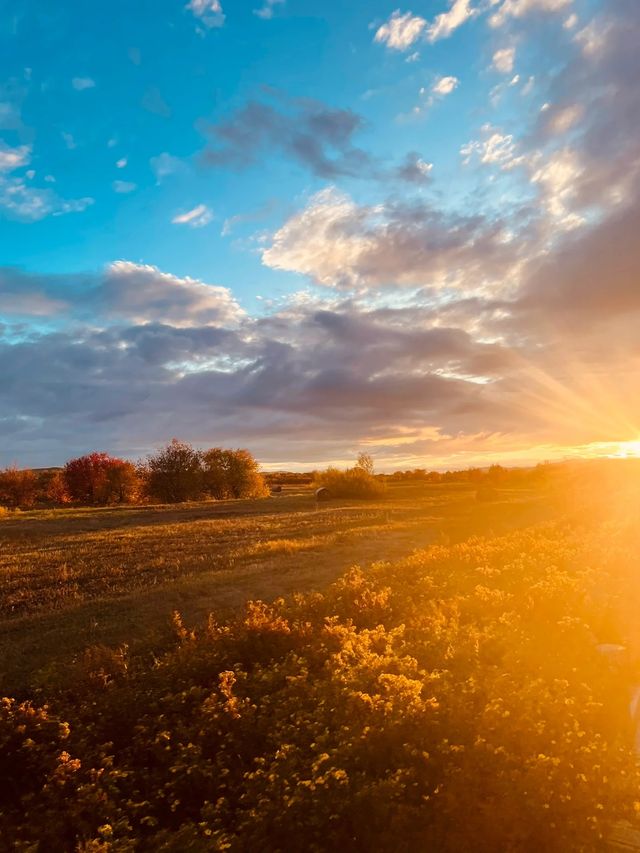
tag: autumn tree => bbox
[356,452,375,476]
[63,453,139,505]
[202,448,268,499]
[44,470,70,505]
[0,466,38,508]
[200,447,228,499]
[144,439,203,503]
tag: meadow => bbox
[2,470,640,850]
[0,481,547,692]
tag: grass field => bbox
[4,474,640,850]
[0,482,551,693]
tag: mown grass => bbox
[0,483,551,692]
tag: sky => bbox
[1,0,639,471]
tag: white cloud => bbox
[113,180,137,194]
[374,10,427,50]
[262,186,518,290]
[460,126,525,169]
[432,75,459,96]
[172,203,213,228]
[492,47,516,73]
[254,0,284,19]
[72,77,96,91]
[410,76,460,118]
[0,175,93,221]
[531,147,585,229]
[116,157,127,169]
[427,0,475,42]
[187,0,225,28]
[490,0,572,28]
[0,142,30,172]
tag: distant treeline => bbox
[2,451,633,510]
[381,462,559,485]
[0,439,268,509]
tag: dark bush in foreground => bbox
[1,523,639,850]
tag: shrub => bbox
[142,439,204,503]
[314,465,386,500]
[0,466,38,508]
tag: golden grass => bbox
[0,483,551,692]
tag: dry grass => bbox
[0,483,552,692]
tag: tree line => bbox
[0,439,268,508]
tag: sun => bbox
[614,439,640,458]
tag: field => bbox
[3,473,640,850]
[0,482,549,692]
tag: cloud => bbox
[261,187,520,290]
[116,157,128,169]
[432,75,459,96]
[0,158,94,221]
[374,10,427,50]
[0,279,522,467]
[71,77,96,91]
[395,152,433,183]
[492,47,516,73]
[187,0,225,28]
[0,142,30,172]
[427,0,475,42]
[460,125,525,169]
[0,268,68,317]
[490,0,573,28]
[203,96,371,179]
[530,147,585,228]
[543,103,584,135]
[112,180,137,194]
[410,76,460,117]
[517,188,640,325]
[150,152,185,182]
[100,262,243,326]
[374,2,473,51]
[0,262,244,328]
[171,204,213,227]
[254,0,285,19]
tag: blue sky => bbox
[1,0,639,469]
